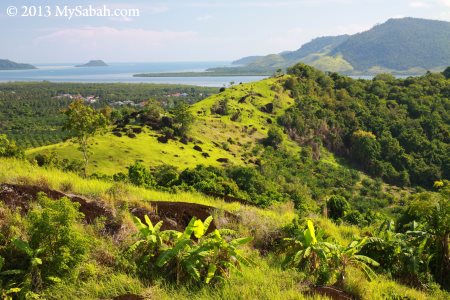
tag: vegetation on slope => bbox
[0,82,216,148]
[228,17,450,74]
[0,63,449,299]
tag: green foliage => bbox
[282,64,449,188]
[264,127,284,149]
[282,220,334,278]
[153,164,179,188]
[283,219,379,286]
[64,99,108,177]
[397,191,450,289]
[33,151,84,175]
[351,130,380,168]
[0,82,215,148]
[0,194,88,297]
[127,161,155,188]
[129,215,253,285]
[171,102,195,137]
[326,195,350,221]
[443,67,450,79]
[0,135,24,158]
[210,99,230,115]
[332,18,450,71]
[25,194,88,285]
[332,238,379,286]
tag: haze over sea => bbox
[0,62,267,87]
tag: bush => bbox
[26,195,88,281]
[127,161,154,188]
[3,194,89,294]
[264,127,284,149]
[327,195,350,221]
[0,135,24,158]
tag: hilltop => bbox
[229,17,450,75]
[0,59,36,70]
[28,77,295,174]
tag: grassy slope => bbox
[27,77,298,175]
[1,157,443,300]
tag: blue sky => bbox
[0,0,449,63]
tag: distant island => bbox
[0,59,37,70]
[75,60,108,67]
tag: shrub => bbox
[264,127,284,149]
[25,194,88,282]
[327,195,350,221]
[127,161,154,188]
[0,135,24,158]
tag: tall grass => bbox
[0,158,295,227]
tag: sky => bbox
[0,0,449,63]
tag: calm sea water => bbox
[0,62,267,87]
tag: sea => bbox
[0,62,268,87]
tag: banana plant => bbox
[0,256,22,300]
[331,238,379,287]
[282,220,335,274]
[13,239,44,292]
[130,215,253,285]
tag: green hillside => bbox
[2,64,449,299]
[28,77,295,175]
[228,17,450,75]
[332,18,450,71]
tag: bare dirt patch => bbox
[0,184,235,234]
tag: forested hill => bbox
[0,59,36,70]
[331,18,450,71]
[230,17,450,74]
[281,64,450,188]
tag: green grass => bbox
[0,157,296,227]
[1,158,447,299]
[26,77,298,175]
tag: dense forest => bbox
[281,64,450,188]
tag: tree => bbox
[127,161,154,188]
[264,127,284,149]
[0,135,23,158]
[351,130,380,169]
[443,66,450,79]
[63,99,108,177]
[326,195,349,220]
[402,189,450,289]
[171,102,195,137]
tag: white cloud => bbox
[33,27,197,61]
[409,1,430,8]
[196,15,213,21]
[187,0,355,8]
[438,0,450,6]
